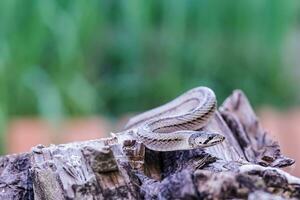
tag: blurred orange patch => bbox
[7,117,111,154]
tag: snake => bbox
[113,86,225,151]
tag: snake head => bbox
[188,131,225,148]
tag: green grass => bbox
[0,0,299,153]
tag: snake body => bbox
[116,87,225,151]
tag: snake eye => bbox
[194,137,203,144]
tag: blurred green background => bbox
[0,0,300,153]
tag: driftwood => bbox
[0,90,299,200]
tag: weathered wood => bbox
[0,153,33,199]
[0,90,299,199]
[220,90,295,167]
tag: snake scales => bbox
[114,86,225,151]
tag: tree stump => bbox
[0,90,299,200]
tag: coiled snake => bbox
[113,86,225,151]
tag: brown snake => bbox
[113,86,225,151]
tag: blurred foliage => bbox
[0,0,300,146]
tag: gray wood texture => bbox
[0,90,299,200]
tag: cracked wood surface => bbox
[0,90,299,200]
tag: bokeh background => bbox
[1,0,300,175]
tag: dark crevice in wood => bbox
[0,89,299,199]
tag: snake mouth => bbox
[210,135,225,145]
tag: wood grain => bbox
[0,90,299,199]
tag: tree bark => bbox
[0,90,299,200]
